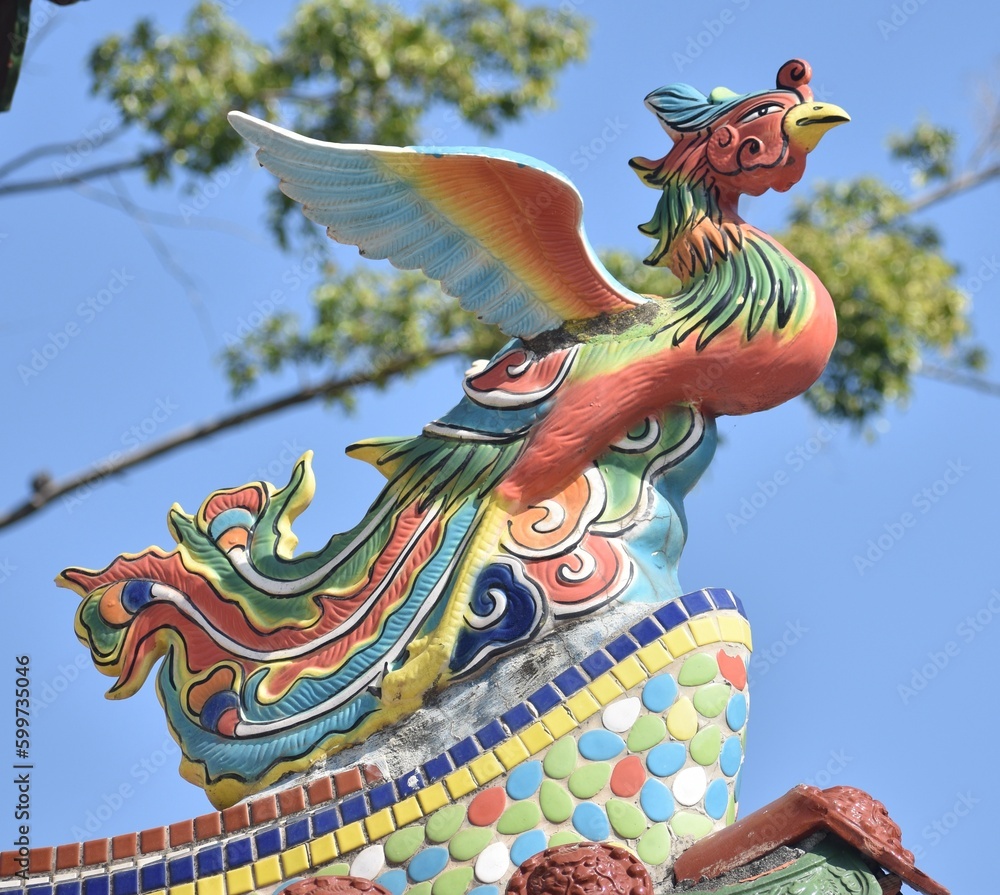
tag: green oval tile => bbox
[607,798,647,839]
[385,825,425,863]
[626,715,666,752]
[497,800,542,835]
[432,866,474,895]
[543,735,578,779]
[316,863,350,877]
[449,827,493,861]
[726,793,737,825]
[693,683,730,718]
[427,805,466,843]
[409,883,433,895]
[637,823,671,864]
[568,762,611,799]
[678,653,718,686]
[670,811,715,840]
[539,779,574,823]
[689,726,722,766]
[548,831,584,847]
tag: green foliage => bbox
[888,121,957,186]
[89,0,587,241]
[221,263,505,403]
[781,175,977,423]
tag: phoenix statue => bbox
[61,59,847,808]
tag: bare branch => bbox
[906,162,1000,216]
[919,363,1000,397]
[0,152,161,196]
[0,346,470,532]
[0,127,125,181]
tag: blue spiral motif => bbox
[450,562,546,679]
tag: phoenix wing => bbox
[228,111,647,339]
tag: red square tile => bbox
[82,839,109,866]
[277,787,306,815]
[28,847,54,873]
[1,851,22,878]
[168,820,194,848]
[334,767,363,796]
[306,777,335,806]
[193,812,222,839]
[362,763,383,784]
[139,827,167,854]
[222,803,250,833]
[249,795,279,824]
[55,843,81,871]
[111,835,136,860]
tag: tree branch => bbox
[906,162,1000,215]
[919,363,1000,397]
[0,152,162,196]
[0,346,470,532]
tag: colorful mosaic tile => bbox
[2,591,750,895]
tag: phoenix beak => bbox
[785,102,851,152]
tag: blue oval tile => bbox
[506,760,543,800]
[376,870,408,895]
[469,887,499,895]
[705,779,729,820]
[639,778,675,822]
[726,693,747,731]
[646,742,686,777]
[572,802,610,842]
[510,830,547,867]
[642,673,678,713]
[578,729,625,761]
[720,737,742,777]
[408,846,449,883]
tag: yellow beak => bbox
[785,102,851,152]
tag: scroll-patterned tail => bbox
[59,349,715,808]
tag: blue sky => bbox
[0,1,996,892]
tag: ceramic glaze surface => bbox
[58,60,846,809]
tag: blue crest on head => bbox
[645,82,769,134]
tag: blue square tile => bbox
[552,667,587,697]
[653,600,688,632]
[285,818,311,847]
[29,887,54,895]
[167,856,194,887]
[255,827,282,858]
[448,736,480,767]
[312,806,341,836]
[395,768,424,797]
[368,781,397,811]
[140,864,166,892]
[113,870,138,895]
[629,617,663,646]
[580,650,613,679]
[501,702,534,732]
[340,794,368,824]
[112,872,137,895]
[196,846,223,876]
[680,590,712,618]
[706,588,737,611]
[226,838,253,868]
[423,752,453,782]
[56,884,81,895]
[733,593,748,618]
[475,720,507,750]
[527,683,561,714]
[83,879,108,895]
[606,634,638,661]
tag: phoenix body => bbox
[60,59,847,807]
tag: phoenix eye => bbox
[738,102,783,123]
